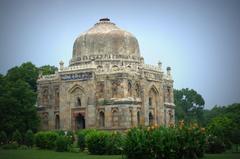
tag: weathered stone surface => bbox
[37,18,175,131]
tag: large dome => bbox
[71,18,140,62]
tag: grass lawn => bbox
[0,149,121,159]
[203,153,240,159]
[0,149,240,159]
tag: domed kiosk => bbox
[37,18,175,131]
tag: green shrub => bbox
[67,143,80,153]
[18,145,28,150]
[106,131,125,155]
[12,129,22,144]
[86,131,110,155]
[206,135,225,153]
[24,130,34,147]
[151,126,178,159]
[77,129,96,151]
[124,127,152,159]
[66,131,74,144]
[0,131,8,145]
[1,143,19,149]
[124,122,207,159]
[35,131,58,149]
[55,135,71,152]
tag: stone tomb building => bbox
[37,18,175,131]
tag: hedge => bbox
[35,131,58,149]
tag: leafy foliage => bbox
[124,123,206,159]
[5,62,39,91]
[35,131,58,149]
[24,130,34,147]
[0,62,58,136]
[204,103,240,153]
[77,129,96,151]
[86,131,110,155]
[106,131,124,155]
[124,127,151,159]
[0,79,39,135]
[174,88,205,124]
[55,135,71,152]
[0,131,8,145]
[85,130,124,155]
[38,65,58,76]
[206,135,225,153]
[12,129,22,144]
[1,143,19,149]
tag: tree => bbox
[6,62,39,91]
[39,65,58,75]
[174,88,205,124]
[207,115,234,151]
[0,79,39,135]
[0,62,58,136]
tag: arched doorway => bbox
[75,113,85,130]
[149,112,154,126]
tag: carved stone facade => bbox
[37,18,175,131]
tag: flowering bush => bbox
[124,122,206,159]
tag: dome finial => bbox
[99,18,110,22]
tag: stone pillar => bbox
[59,61,64,71]
[105,107,112,128]
[86,105,96,128]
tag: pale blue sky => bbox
[0,0,240,109]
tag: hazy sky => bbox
[0,0,240,109]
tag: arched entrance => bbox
[149,112,154,126]
[75,113,85,130]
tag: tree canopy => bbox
[0,62,57,136]
[174,88,205,124]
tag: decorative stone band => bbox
[143,64,161,72]
[38,74,59,81]
[60,72,93,81]
[59,63,97,72]
[97,97,142,105]
[70,53,142,65]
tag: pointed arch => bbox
[68,84,85,94]
[134,82,141,97]
[148,84,159,95]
